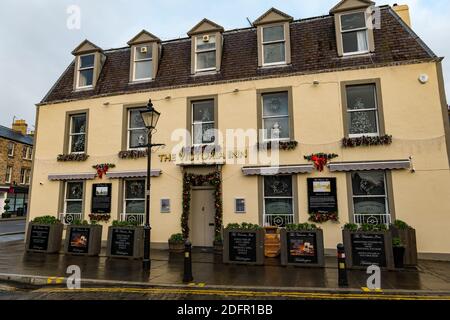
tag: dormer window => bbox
[262,25,286,65]
[127,30,161,83]
[195,34,217,72]
[71,40,105,91]
[340,12,369,55]
[133,45,153,81]
[77,54,95,88]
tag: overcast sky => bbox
[0,0,449,130]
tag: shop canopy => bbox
[242,164,314,176]
[328,159,411,172]
[106,170,162,179]
[48,173,96,181]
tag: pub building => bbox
[29,1,450,259]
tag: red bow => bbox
[311,155,327,172]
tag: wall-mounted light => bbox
[418,74,429,84]
[313,80,320,86]
[165,96,171,100]
[103,102,110,106]
[233,89,239,93]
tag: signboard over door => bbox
[307,178,337,214]
[91,184,112,214]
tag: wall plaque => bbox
[91,184,112,214]
[307,178,337,214]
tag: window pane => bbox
[193,123,215,144]
[352,172,386,196]
[66,182,83,200]
[353,197,386,215]
[125,180,145,199]
[70,134,85,153]
[135,45,152,60]
[135,60,153,80]
[66,201,82,214]
[129,129,147,148]
[264,42,285,64]
[348,110,378,135]
[263,92,289,117]
[263,117,290,140]
[126,200,145,214]
[343,30,368,53]
[347,85,376,110]
[263,25,284,42]
[193,101,214,122]
[264,176,292,197]
[80,54,95,68]
[197,51,216,70]
[71,115,86,134]
[196,35,216,51]
[264,198,293,215]
[79,69,93,87]
[129,109,145,128]
[341,12,366,31]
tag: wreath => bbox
[92,163,116,179]
[304,153,338,171]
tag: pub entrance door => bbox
[190,187,215,248]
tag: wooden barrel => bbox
[264,227,281,258]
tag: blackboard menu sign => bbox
[91,184,112,214]
[351,233,387,267]
[68,227,90,254]
[286,231,318,264]
[307,178,337,214]
[111,229,135,257]
[229,232,257,263]
[29,225,50,251]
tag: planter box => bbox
[106,226,144,259]
[343,229,395,270]
[169,241,185,253]
[64,225,102,256]
[280,229,325,267]
[223,229,265,265]
[213,241,223,255]
[26,222,63,254]
[390,226,418,267]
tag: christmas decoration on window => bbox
[308,212,339,223]
[182,171,222,239]
[258,140,298,151]
[118,149,148,159]
[304,153,339,172]
[342,135,393,148]
[92,163,116,179]
[89,213,111,222]
[57,154,89,162]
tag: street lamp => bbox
[140,99,161,270]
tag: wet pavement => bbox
[1,240,450,291]
[0,220,25,235]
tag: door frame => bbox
[190,186,216,248]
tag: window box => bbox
[390,222,418,267]
[26,219,64,254]
[223,224,265,265]
[64,224,102,256]
[342,135,393,148]
[257,140,298,151]
[106,225,144,260]
[57,154,89,162]
[280,226,325,267]
[118,149,147,160]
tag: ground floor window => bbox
[351,171,391,225]
[263,175,294,227]
[6,192,28,215]
[62,181,84,223]
[123,179,145,225]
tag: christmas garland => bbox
[304,153,339,171]
[89,213,111,222]
[257,140,298,151]
[342,135,393,148]
[182,171,223,239]
[308,212,339,224]
[118,150,148,159]
[92,163,115,179]
[182,145,222,155]
[57,154,89,162]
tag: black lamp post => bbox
[140,99,161,270]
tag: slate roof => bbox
[41,6,437,105]
[0,126,33,146]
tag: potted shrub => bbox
[342,223,395,270]
[26,215,63,254]
[106,220,144,259]
[213,234,223,255]
[390,219,417,267]
[2,199,12,218]
[223,223,265,265]
[280,223,325,267]
[168,233,185,253]
[392,237,406,269]
[64,220,102,256]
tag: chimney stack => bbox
[393,4,411,27]
[12,119,28,135]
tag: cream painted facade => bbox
[29,61,450,256]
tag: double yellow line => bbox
[36,287,450,301]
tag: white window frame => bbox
[23,146,32,160]
[127,108,147,150]
[195,35,217,73]
[234,198,246,213]
[7,142,15,157]
[340,11,370,56]
[261,25,287,67]
[123,179,146,215]
[76,53,95,90]
[133,45,153,82]
[20,168,30,185]
[69,114,87,154]
[263,175,294,226]
[261,92,291,142]
[5,166,12,184]
[347,84,380,138]
[64,181,84,215]
[351,171,390,223]
[191,100,215,146]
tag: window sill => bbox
[259,63,291,70]
[340,52,373,59]
[191,70,220,77]
[128,79,154,85]
[73,87,94,93]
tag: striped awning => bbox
[242,164,314,176]
[328,159,411,172]
[48,173,96,181]
[106,170,162,179]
